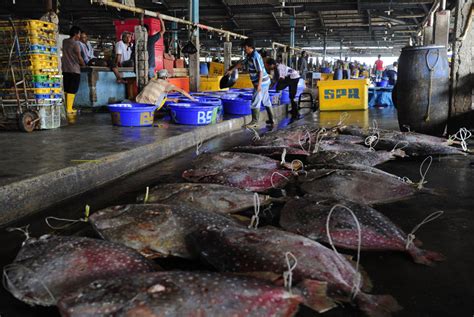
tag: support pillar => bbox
[448,0,474,132]
[171,21,179,56]
[339,40,343,60]
[434,10,450,47]
[224,39,232,71]
[290,16,296,49]
[281,50,288,67]
[323,33,327,62]
[188,0,200,92]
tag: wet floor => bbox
[1,107,473,316]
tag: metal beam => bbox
[220,0,239,28]
[271,12,281,29]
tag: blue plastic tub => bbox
[168,103,219,125]
[200,62,209,75]
[222,97,251,115]
[180,97,223,122]
[108,103,156,127]
[377,79,389,87]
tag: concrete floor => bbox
[0,106,473,316]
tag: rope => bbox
[336,112,350,127]
[453,127,472,152]
[312,128,326,154]
[280,148,287,165]
[326,204,362,299]
[391,140,409,152]
[424,48,440,122]
[270,171,290,189]
[143,186,150,204]
[365,120,380,151]
[195,135,203,156]
[283,252,298,293]
[247,127,261,142]
[6,225,31,245]
[401,156,433,189]
[45,205,90,230]
[248,193,261,229]
[298,130,312,155]
[405,210,444,249]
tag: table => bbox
[369,86,394,107]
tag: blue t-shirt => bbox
[244,50,270,84]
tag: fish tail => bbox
[407,247,446,266]
[356,293,402,317]
[295,279,336,313]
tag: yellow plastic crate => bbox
[209,62,225,76]
[319,110,369,128]
[318,79,369,111]
[233,73,254,89]
[199,76,228,91]
[27,54,58,63]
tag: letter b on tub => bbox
[324,88,360,100]
[197,110,213,124]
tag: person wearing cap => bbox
[135,69,196,109]
[266,58,300,121]
[226,38,274,128]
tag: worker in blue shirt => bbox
[226,38,274,128]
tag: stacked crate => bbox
[0,19,62,129]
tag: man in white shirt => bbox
[110,32,133,83]
[266,58,301,120]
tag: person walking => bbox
[297,51,308,81]
[62,26,85,121]
[266,58,300,121]
[226,38,274,128]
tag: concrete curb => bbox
[0,105,289,225]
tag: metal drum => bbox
[397,45,449,136]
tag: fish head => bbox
[89,205,136,230]
[182,169,220,182]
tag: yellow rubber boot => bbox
[66,93,77,114]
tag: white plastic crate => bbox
[38,104,61,129]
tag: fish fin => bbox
[296,279,336,313]
[230,214,251,225]
[407,247,446,266]
[356,293,403,317]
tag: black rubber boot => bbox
[290,100,300,122]
[243,108,260,128]
[265,106,275,126]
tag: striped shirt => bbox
[244,50,270,84]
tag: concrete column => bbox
[134,25,148,90]
[171,21,179,55]
[434,10,450,47]
[339,40,343,60]
[423,26,434,45]
[323,34,327,61]
[290,16,295,48]
[448,0,474,132]
[188,0,200,92]
[224,41,232,71]
[281,51,288,66]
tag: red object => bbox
[168,77,190,93]
[175,59,185,68]
[114,18,165,70]
[375,59,384,71]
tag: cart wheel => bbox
[18,111,38,133]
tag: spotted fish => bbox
[189,226,402,317]
[280,196,446,266]
[3,235,156,306]
[298,164,421,205]
[138,183,273,214]
[191,151,294,170]
[308,149,406,167]
[89,203,239,259]
[58,271,303,317]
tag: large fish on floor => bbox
[188,226,402,317]
[138,183,273,214]
[254,125,318,148]
[182,167,293,192]
[58,271,303,317]
[232,145,310,158]
[298,164,423,205]
[338,125,466,156]
[308,149,406,167]
[89,203,239,259]
[3,235,156,306]
[191,151,295,170]
[280,196,445,266]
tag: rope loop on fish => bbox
[299,130,312,155]
[453,127,472,152]
[405,210,444,250]
[246,127,261,142]
[336,112,350,127]
[416,156,433,189]
[364,133,379,152]
[45,205,91,230]
[283,252,298,293]
[143,186,150,204]
[326,204,362,300]
[280,148,287,165]
[195,134,203,156]
[391,141,409,153]
[6,225,31,246]
[270,172,290,189]
[248,193,261,229]
[312,128,326,154]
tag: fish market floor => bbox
[1,106,473,317]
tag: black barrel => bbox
[397,45,449,136]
